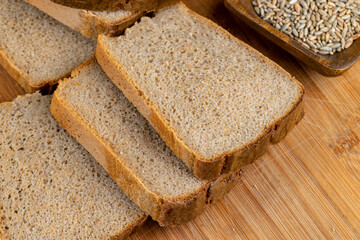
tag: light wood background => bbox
[1,0,359,239]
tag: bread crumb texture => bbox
[100,3,303,159]
[0,93,145,239]
[0,0,96,86]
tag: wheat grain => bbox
[252,0,360,55]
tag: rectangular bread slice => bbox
[26,0,145,38]
[50,0,178,12]
[0,0,96,93]
[96,2,305,180]
[51,59,242,227]
[0,93,147,239]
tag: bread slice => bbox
[0,0,96,93]
[96,3,305,180]
[0,93,147,239]
[26,0,144,38]
[51,59,242,227]
[50,0,178,12]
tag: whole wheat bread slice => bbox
[50,0,178,12]
[26,0,145,38]
[96,2,305,180]
[51,59,242,227]
[0,93,147,239]
[0,0,96,93]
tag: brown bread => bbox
[96,3,305,180]
[0,0,96,93]
[51,59,242,227]
[0,93,147,239]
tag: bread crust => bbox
[96,3,305,180]
[26,0,144,39]
[50,0,179,12]
[51,59,242,226]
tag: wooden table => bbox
[1,0,360,239]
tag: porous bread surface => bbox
[0,0,96,87]
[0,93,145,239]
[57,61,204,198]
[99,3,303,160]
[86,9,134,22]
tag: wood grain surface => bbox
[1,0,360,239]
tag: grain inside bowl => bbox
[252,0,360,55]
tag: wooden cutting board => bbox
[1,0,359,239]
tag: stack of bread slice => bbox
[51,58,242,227]
[0,0,305,238]
[0,93,147,239]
